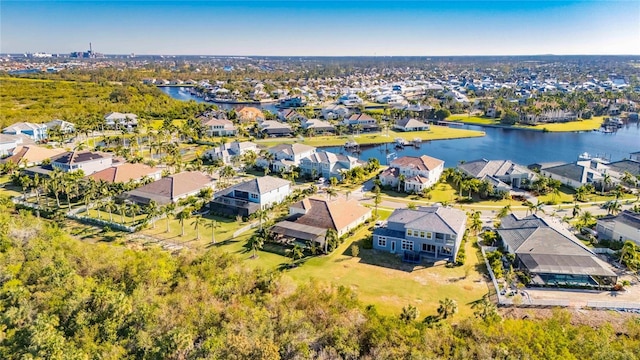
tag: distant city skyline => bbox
[1,1,639,56]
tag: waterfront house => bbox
[204,141,258,165]
[299,150,363,179]
[596,210,640,246]
[457,159,536,189]
[257,143,316,173]
[237,107,265,123]
[343,113,379,132]
[210,176,291,217]
[201,118,237,137]
[379,155,444,193]
[104,112,138,127]
[498,214,617,288]
[121,171,215,206]
[270,196,371,247]
[540,153,611,189]
[301,118,335,134]
[278,109,307,123]
[373,206,467,261]
[51,150,113,175]
[88,163,162,184]
[337,93,364,106]
[393,118,430,132]
[2,122,48,142]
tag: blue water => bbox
[162,86,640,166]
[159,86,279,113]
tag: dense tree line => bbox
[1,200,639,359]
[0,77,213,128]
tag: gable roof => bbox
[290,196,371,232]
[458,159,531,178]
[3,122,47,133]
[606,159,640,177]
[270,143,315,156]
[395,118,429,128]
[598,210,640,230]
[237,107,263,119]
[233,176,290,195]
[88,163,161,183]
[122,171,214,205]
[388,206,466,235]
[391,155,444,171]
[542,163,585,182]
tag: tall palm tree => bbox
[605,200,622,215]
[49,169,64,208]
[397,174,406,192]
[205,219,221,244]
[191,215,205,240]
[176,208,192,237]
[287,243,304,265]
[145,200,161,229]
[373,191,382,216]
[255,208,269,231]
[104,200,116,222]
[118,202,128,224]
[601,173,612,195]
[497,205,511,219]
[164,203,176,233]
[248,228,268,259]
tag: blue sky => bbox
[1,1,639,55]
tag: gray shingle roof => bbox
[598,210,640,230]
[233,176,290,194]
[542,163,584,182]
[607,160,640,177]
[388,206,466,235]
[458,159,532,178]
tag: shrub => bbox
[362,236,373,249]
[351,244,360,257]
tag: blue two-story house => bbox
[2,122,48,142]
[373,206,467,261]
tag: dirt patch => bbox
[500,307,639,332]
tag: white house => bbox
[2,122,48,142]
[597,210,640,246]
[104,112,138,127]
[321,105,350,120]
[257,143,316,173]
[0,134,31,157]
[458,159,536,189]
[45,119,76,134]
[204,141,258,165]
[393,118,430,132]
[210,176,292,217]
[380,155,444,193]
[299,150,362,179]
[201,118,237,137]
[540,153,610,189]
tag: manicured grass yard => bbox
[0,175,21,197]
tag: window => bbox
[420,231,425,238]
[441,246,452,255]
[423,244,436,252]
[377,237,387,247]
[250,193,259,199]
[407,229,413,236]
[401,240,413,251]
[426,232,432,239]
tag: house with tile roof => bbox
[301,118,335,134]
[258,120,293,137]
[237,106,265,123]
[2,122,48,141]
[321,104,350,120]
[380,155,444,193]
[0,145,65,167]
[498,214,618,288]
[88,163,162,184]
[51,150,113,175]
[373,206,467,261]
[299,150,363,179]
[121,171,215,205]
[0,134,33,157]
[343,113,379,132]
[457,159,536,189]
[596,210,640,246]
[277,109,307,123]
[204,141,258,165]
[270,196,372,249]
[210,176,291,217]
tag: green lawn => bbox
[448,114,605,133]
[0,175,21,197]
[255,126,484,148]
[284,225,487,318]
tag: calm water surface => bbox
[163,86,639,166]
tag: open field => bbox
[448,114,605,132]
[256,125,485,148]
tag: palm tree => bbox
[205,219,221,244]
[437,298,458,319]
[618,241,639,269]
[324,228,338,253]
[572,204,581,218]
[49,169,64,208]
[551,187,561,203]
[19,175,31,200]
[287,243,304,265]
[399,304,419,323]
[248,228,268,259]
[601,173,612,195]
[605,200,622,215]
[577,211,594,230]
[373,191,382,216]
[191,215,205,240]
[397,174,406,192]
[118,202,128,224]
[145,200,161,229]
[176,208,192,237]
[255,208,269,231]
[164,203,176,233]
[470,213,483,236]
[326,187,338,200]
[104,200,116,222]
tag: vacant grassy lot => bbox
[256,126,484,148]
[448,114,605,132]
